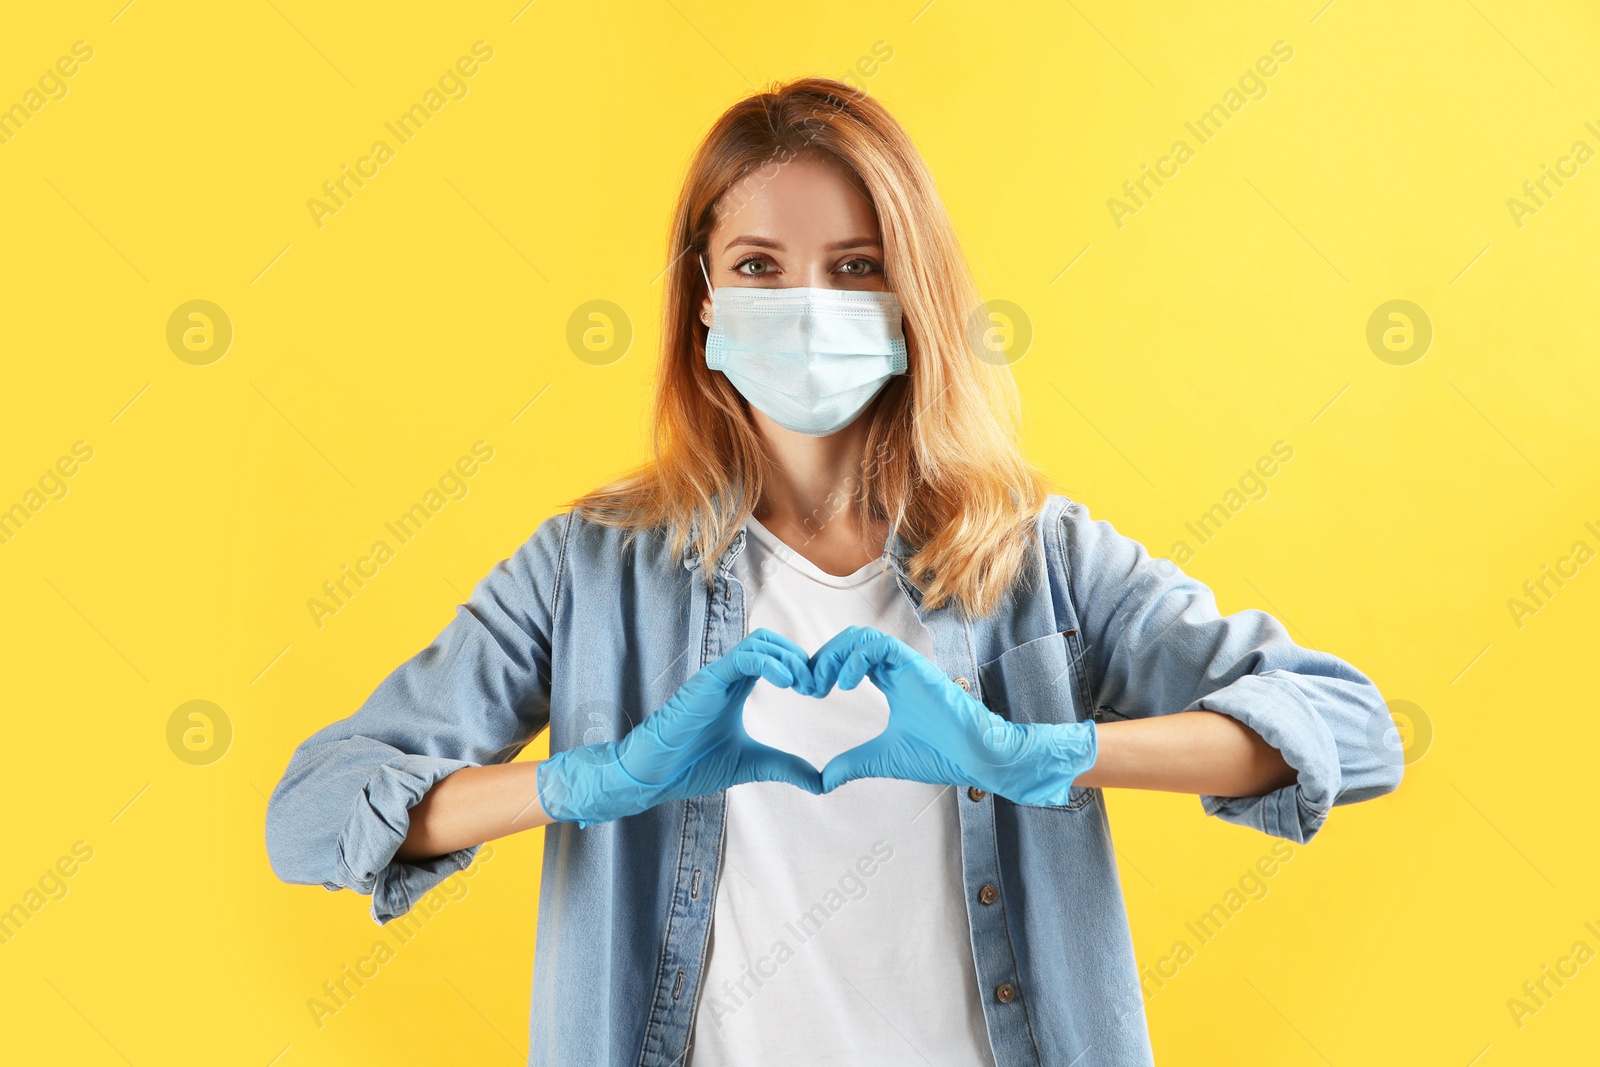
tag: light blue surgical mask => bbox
[699,253,908,437]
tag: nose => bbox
[796,261,835,289]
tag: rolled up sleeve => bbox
[1057,498,1403,843]
[265,510,568,923]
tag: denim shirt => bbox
[265,492,1403,1066]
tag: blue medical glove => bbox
[536,628,825,828]
[809,625,1098,804]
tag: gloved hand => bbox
[536,628,824,828]
[808,625,1098,805]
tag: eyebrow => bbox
[721,235,882,252]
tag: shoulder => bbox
[1033,492,1088,556]
[1037,491,1179,587]
[1038,492,1079,528]
[1042,492,1193,612]
[1039,491,1143,551]
[515,506,683,582]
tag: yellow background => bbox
[2,1,1597,1063]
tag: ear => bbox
[699,294,713,328]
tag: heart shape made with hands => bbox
[737,659,889,776]
[724,625,1093,805]
[542,626,1093,825]
[731,625,939,790]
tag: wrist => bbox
[539,742,651,828]
[535,749,583,824]
[992,719,1097,806]
[1049,717,1097,767]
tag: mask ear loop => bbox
[697,253,715,328]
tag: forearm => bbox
[1073,710,1298,797]
[394,760,555,862]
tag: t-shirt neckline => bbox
[745,515,888,589]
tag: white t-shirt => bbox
[686,516,996,1066]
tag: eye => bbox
[839,257,881,276]
[732,254,772,276]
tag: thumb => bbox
[820,733,897,793]
[740,741,824,795]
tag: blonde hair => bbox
[568,76,1051,618]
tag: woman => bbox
[266,77,1403,1066]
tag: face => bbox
[699,152,887,330]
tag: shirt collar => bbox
[679,505,912,581]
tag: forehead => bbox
[710,153,880,248]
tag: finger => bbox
[819,734,896,792]
[834,632,905,691]
[735,648,795,690]
[741,634,818,696]
[641,691,724,754]
[717,632,813,689]
[709,647,795,691]
[834,646,874,692]
[746,627,813,665]
[808,625,864,671]
[650,657,773,751]
[808,626,877,692]
[740,741,825,795]
[639,644,799,765]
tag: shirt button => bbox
[968,786,987,802]
[995,982,1017,1003]
[979,884,999,905]
[954,677,970,692]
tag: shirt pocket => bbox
[976,628,1098,811]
